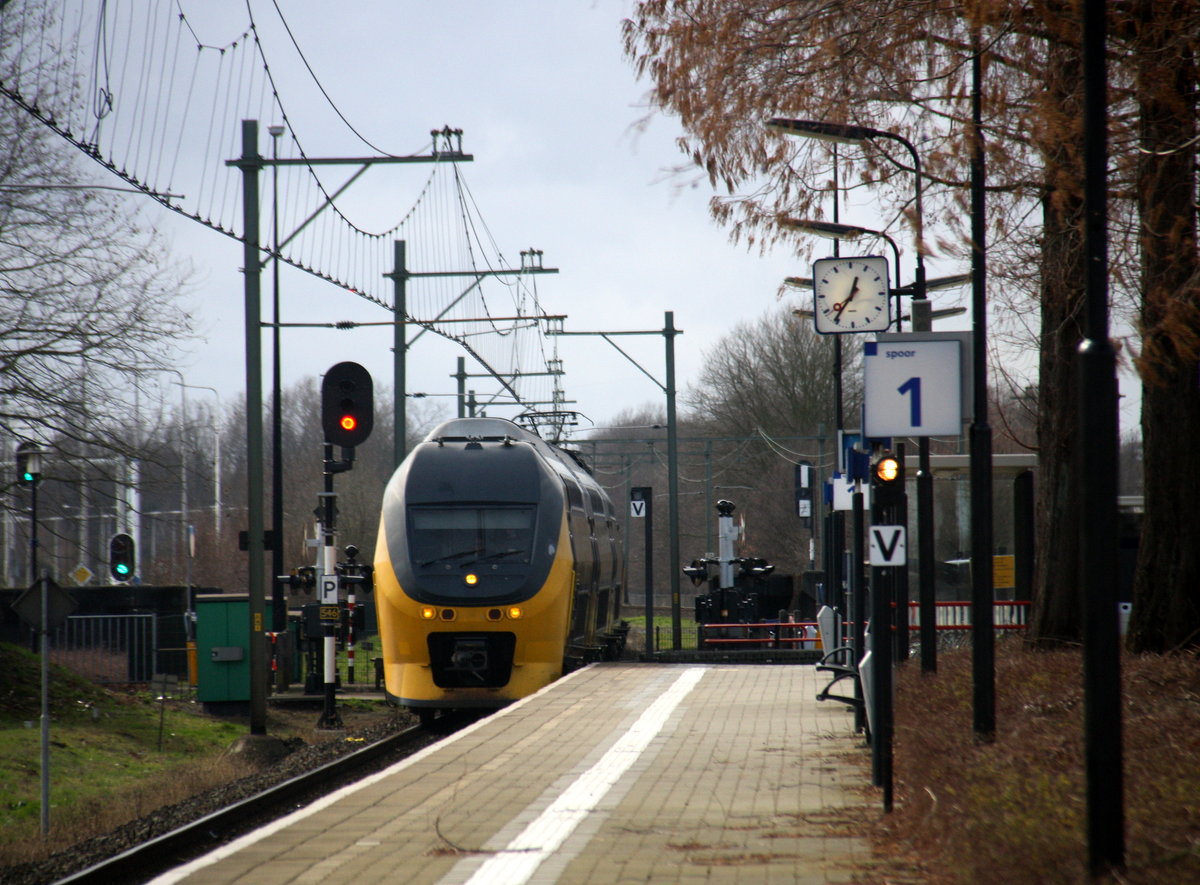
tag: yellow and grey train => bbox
[373,417,627,718]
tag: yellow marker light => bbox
[420,606,436,620]
[465,573,478,586]
[507,606,523,620]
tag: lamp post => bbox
[1079,1,1124,871]
[769,118,947,673]
[182,384,223,545]
[169,377,221,638]
[163,370,191,592]
[780,217,965,671]
[968,32,996,739]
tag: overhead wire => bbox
[0,0,570,426]
[266,0,402,158]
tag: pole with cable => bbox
[269,124,287,635]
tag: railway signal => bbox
[871,451,903,514]
[16,441,44,486]
[321,361,374,449]
[109,532,136,582]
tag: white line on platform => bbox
[455,666,706,885]
[144,666,597,885]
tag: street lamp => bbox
[162,370,192,592]
[765,117,927,320]
[792,304,965,325]
[780,219,969,327]
[780,217,903,328]
[168,376,222,639]
[770,117,945,673]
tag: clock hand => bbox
[834,277,861,317]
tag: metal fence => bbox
[51,613,161,683]
[906,600,1030,630]
[653,600,1033,655]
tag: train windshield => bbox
[409,506,536,567]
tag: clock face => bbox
[812,256,891,333]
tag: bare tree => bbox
[209,378,447,594]
[686,305,858,438]
[0,22,192,497]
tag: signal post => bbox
[868,449,905,813]
[279,361,375,729]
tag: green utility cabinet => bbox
[195,594,250,707]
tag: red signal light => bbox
[321,362,373,448]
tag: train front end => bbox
[374,423,573,713]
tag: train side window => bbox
[587,489,605,518]
[607,521,619,584]
[564,478,584,512]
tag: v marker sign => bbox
[869,525,907,566]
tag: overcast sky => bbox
[129,1,850,437]
[64,0,1134,443]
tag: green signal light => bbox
[21,472,33,482]
[115,563,130,576]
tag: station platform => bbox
[153,663,876,885]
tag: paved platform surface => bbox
[153,663,876,885]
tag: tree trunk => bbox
[1128,2,1200,652]
[1029,40,1088,645]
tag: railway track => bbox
[52,716,467,885]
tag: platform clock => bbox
[812,256,891,333]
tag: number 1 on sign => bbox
[897,376,921,427]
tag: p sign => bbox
[864,338,963,437]
[320,576,338,605]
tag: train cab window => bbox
[409,506,536,567]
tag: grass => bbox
[621,614,700,651]
[871,639,1200,884]
[0,642,255,866]
[0,637,397,870]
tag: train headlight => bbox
[420,606,436,620]
[507,606,524,620]
[465,573,479,586]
